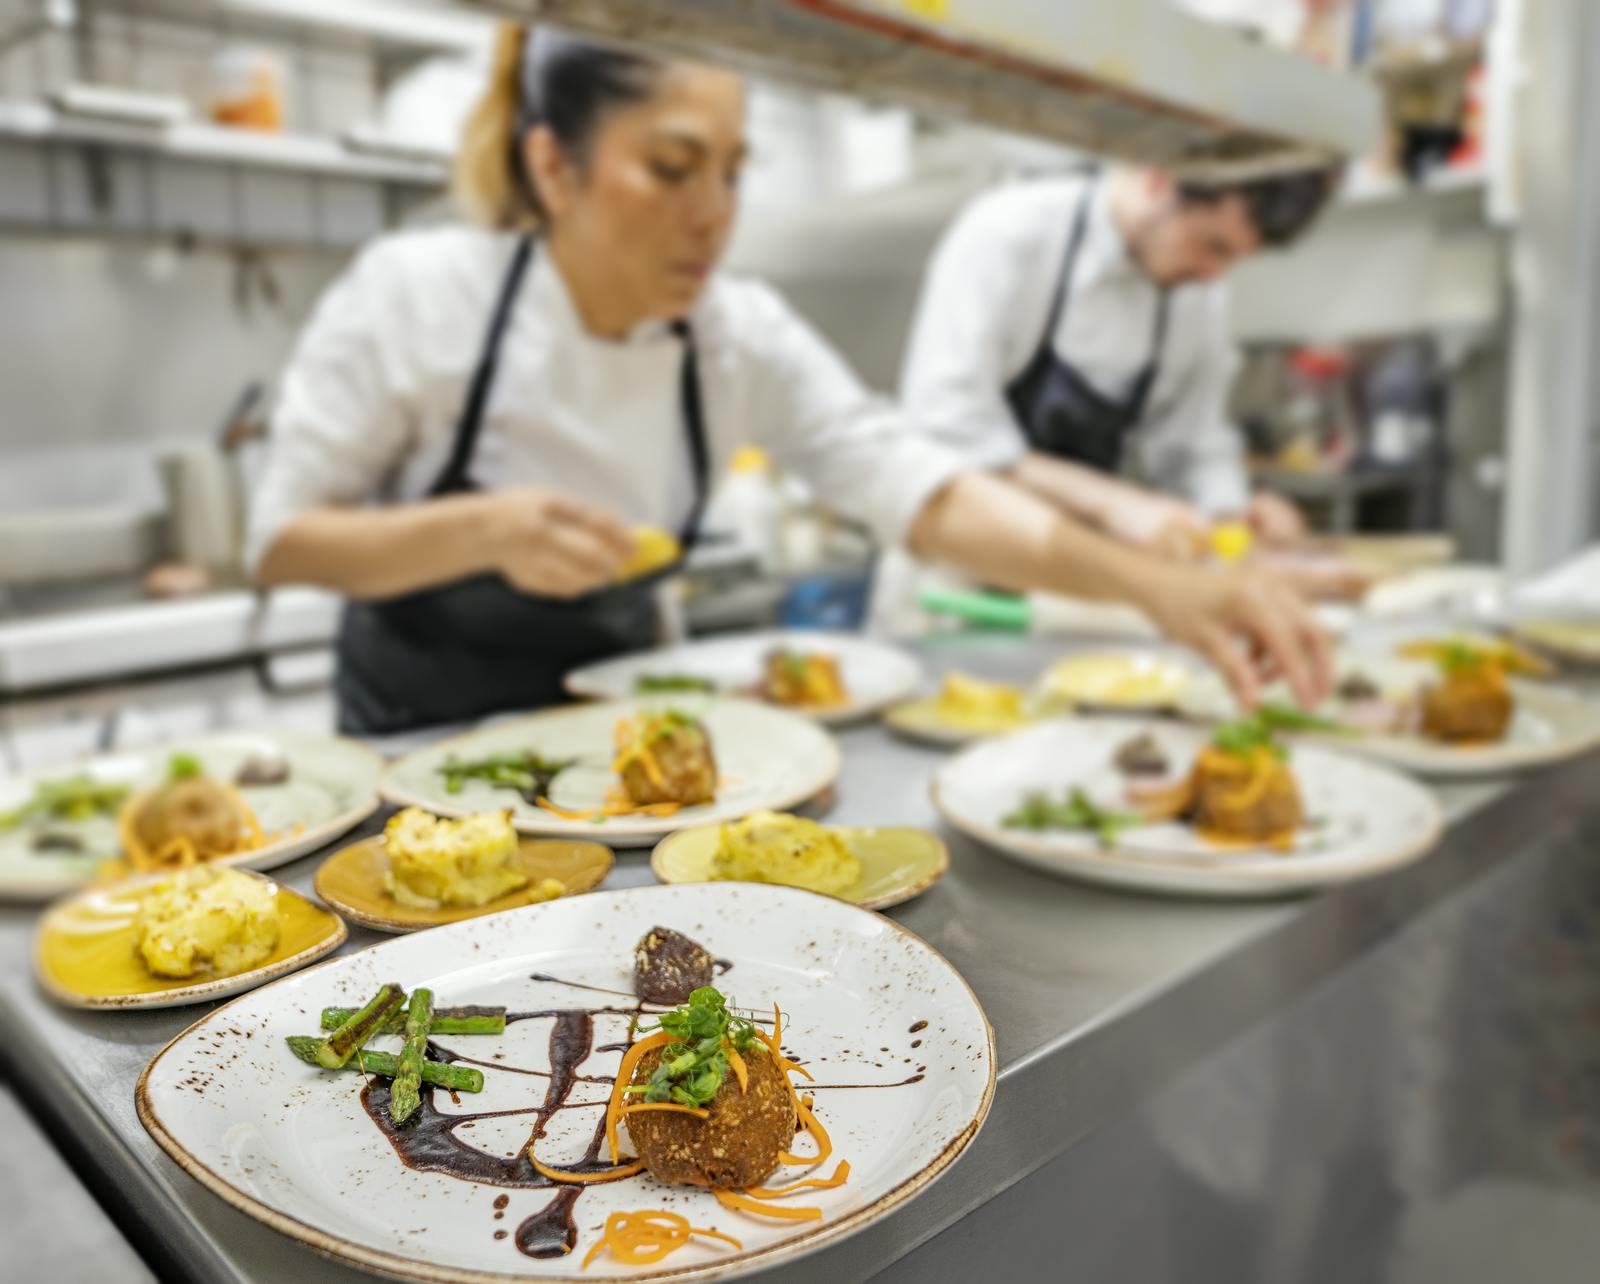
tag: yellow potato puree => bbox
[384,807,541,908]
[137,866,281,978]
[712,811,862,897]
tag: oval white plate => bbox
[0,732,383,902]
[137,883,995,1282]
[1179,657,1600,778]
[382,699,841,848]
[563,631,922,726]
[932,717,1443,898]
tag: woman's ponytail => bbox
[454,24,539,231]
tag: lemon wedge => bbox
[1210,521,1254,564]
[619,526,681,581]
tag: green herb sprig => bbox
[167,752,204,781]
[1002,787,1140,848]
[435,751,574,804]
[626,986,762,1109]
[634,674,718,694]
[0,775,130,831]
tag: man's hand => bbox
[1245,491,1307,546]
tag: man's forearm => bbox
[906,471,1173,611]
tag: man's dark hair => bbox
[1177,166,1341,247]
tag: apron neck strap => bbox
[430,235,537,497]
[669,318,713,551]
[1039,178,1097,351]
[429,236,714,558]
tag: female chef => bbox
[248,27,1330,735]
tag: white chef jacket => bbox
[899,173,1249,515]
[245,224,967,576]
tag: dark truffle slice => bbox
[633,927,716,1004]
[1114,733,1170,778]
[1336,672,1381,702]
[234,755,291,786]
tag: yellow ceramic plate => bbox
[884,696,1031,748]
[314,835,614,934]
[650,823,948,912]
[36,870,345,1010]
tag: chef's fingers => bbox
[1232,581,1320,711]
[1264,582,1334,709]
[545,497,637,561]
[1194,623,1260,712]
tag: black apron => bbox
[334,237,712,736]
[1005,180,1171,473]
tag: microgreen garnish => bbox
[626,987,762,1108]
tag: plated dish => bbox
[885,651,1199,749]
[382,699,841,848]
[933,716,1442,897]
[1038,651,1196,712]
[1180,642,1600,777]
[1510,618,1600,667]
[563,631,923,726]
[0,732,383,901]
[315,808,615,934]
[36,866,345,1009]
[884,672,1034,747]
[137,883,995,1281]
[651,812,948,911]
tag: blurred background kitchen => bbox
[2,0,1597,771]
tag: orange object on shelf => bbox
[210,48,286,132]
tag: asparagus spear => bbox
[285,1037,484,1093]
[318,1004,506,1036]
[314,983,405,1069]
[389,988,433,1124]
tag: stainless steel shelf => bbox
[472,0,1383,176]
[74,0,492,64]
[0,100,449,185]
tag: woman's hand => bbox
[1138,562,1334,711]
[483,488,636,599]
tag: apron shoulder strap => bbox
[1035,178,1097,362]
[430,235,537,496]
[669,318,713,549]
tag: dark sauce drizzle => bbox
[356,968,917,1260]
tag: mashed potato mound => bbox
[712,811,861,897]
[136,866,280,979]
[384,807,536,908]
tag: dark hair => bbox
[1177,166,1341,247]
[455,25,663,231]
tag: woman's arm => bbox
[255,489,635,601]
[907,472,1333,709]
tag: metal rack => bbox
[467,0,1383,176]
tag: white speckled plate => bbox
[0,733,383,902]
[137,883,995,1281]
[382,699,841,848]
[563,631,923,726]
[933,717,1443,898]
[1178,657,1600,778]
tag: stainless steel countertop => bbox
[0,632,1576,1283]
